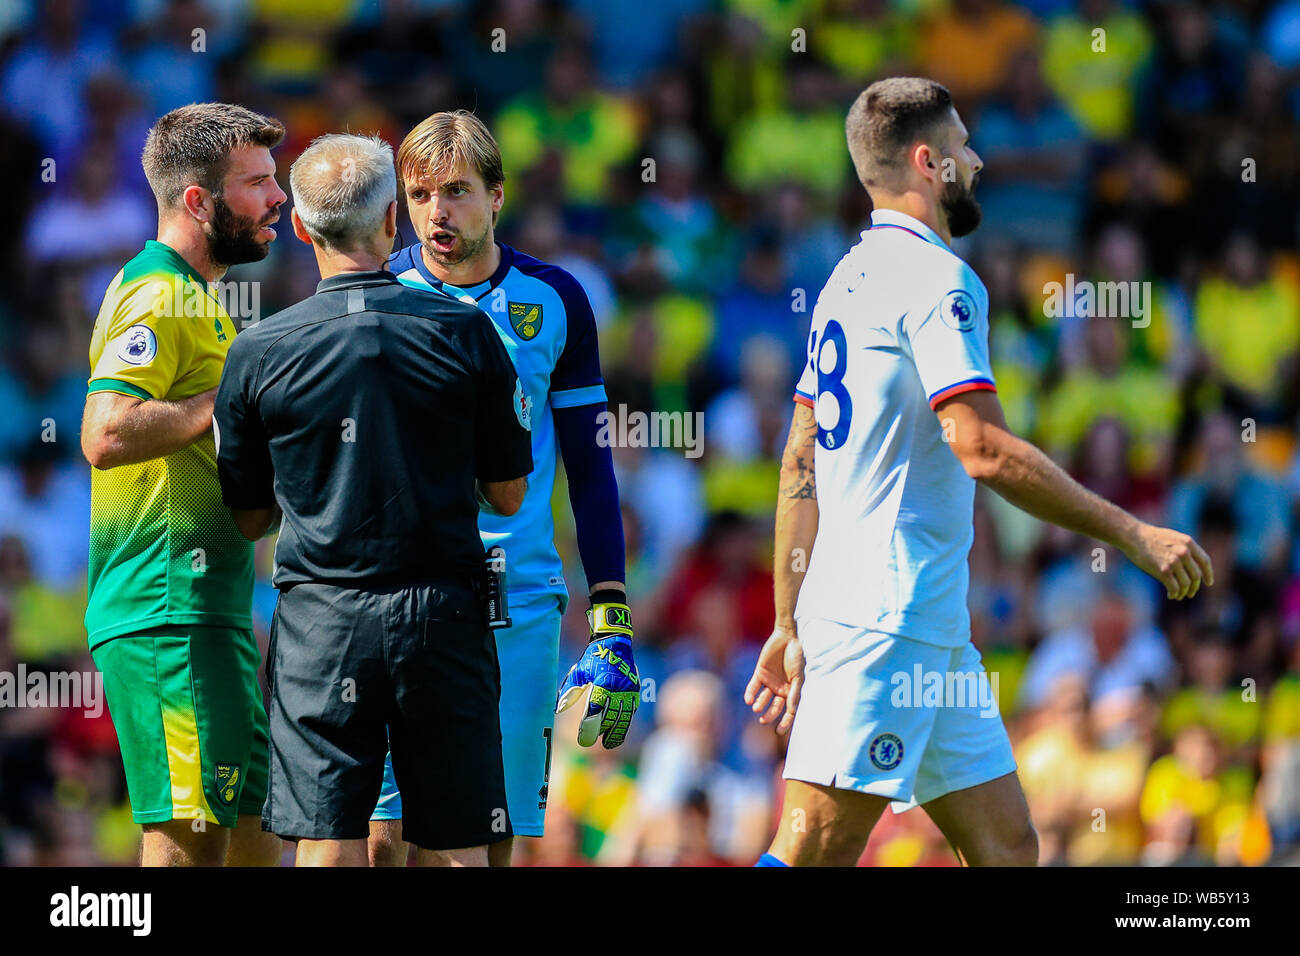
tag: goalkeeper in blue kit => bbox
[369,110,640,866]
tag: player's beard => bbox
[941,175,982,239]
[422,223,490,269]
[207,196,275,267]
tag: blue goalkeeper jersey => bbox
[388,241,607,602]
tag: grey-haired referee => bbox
[213,133,533,866]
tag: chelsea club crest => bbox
[869,733,904,771]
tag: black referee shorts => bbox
[263,576,512,850]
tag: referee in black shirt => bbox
[213,133,532,867]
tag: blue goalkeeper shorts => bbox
[373,591,564,838]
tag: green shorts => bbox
[92,625,270,828]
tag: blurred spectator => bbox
[568,0,706,90]
[709,231,807,387]
[817,0,918,84]
[1161,627,1260,760]
[610,441,705,578]
[0,439,89,588]
[24,143,153,269]
[1137,0,1243,167]
[1139,723,1258,864]
[1085,142,1195,277]
[1168,412,1290,575]
[0,325,88,466]
[971,50,1087,251]
[919,0,1039,105]
[1164,495,1279,679]
[725,56,851,199]
[1019,584,1176,710]
[1017,674,1153,864]
[495,43,640,211]
[1042,0,1152,141]
[610,129,732,295]
[127,0,218,114]
[1038,317,1178,480]
[1191,232,1300,422]
[244,0,362,94]
[652,510,773,645]
[631,669,768,864]
[1201,55,1300,251]
[705,335,792,463]
[0,0,116,165]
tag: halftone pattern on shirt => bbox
[85,242,253,647]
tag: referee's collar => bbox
[315,270,401,295]
[867,209,949,250]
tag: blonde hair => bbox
[397,111,504,221]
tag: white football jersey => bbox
[793,208,995,648]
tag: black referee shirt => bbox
[213,270,533,586]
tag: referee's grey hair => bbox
[290,134,396,252]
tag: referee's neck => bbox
[314,250,389,279]
[310,233,392,279]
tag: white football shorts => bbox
[783,618,1017,810]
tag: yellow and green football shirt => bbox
[85,239,253,647]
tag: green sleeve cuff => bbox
[87,379,153,401]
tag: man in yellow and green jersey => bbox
[80,103,287,867]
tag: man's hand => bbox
[744,625,805,734]
[1122,522,1215,600]
[556,599,640,748]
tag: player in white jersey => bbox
[745,77,1213,867]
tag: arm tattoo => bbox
[779,405,818,500]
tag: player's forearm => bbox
[82,389,217,469]
[774,404,819,630]
[974,427,1142,554]
[555,402,628,591]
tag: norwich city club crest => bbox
[508,301,542,340]
[215,764,241,805]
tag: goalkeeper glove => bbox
[556,592,640,748]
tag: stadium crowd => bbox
[1,0,1300,866]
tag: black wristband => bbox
[588,588,628,607]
